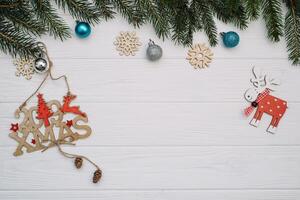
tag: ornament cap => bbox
[148,39,155,46]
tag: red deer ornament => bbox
[61,94,86,117]
[244,67,287,134]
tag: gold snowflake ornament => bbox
[13,57,35,80]
[186,43,213,69]
[114,31,142,56]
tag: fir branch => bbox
[54,0,101,24]
[209,0,247,29]
[3,2,46,36]
[112,0,145,27]
[194,0,218,46]
[285,6,300,65]
[224,0,248,29]
[136,0,170,39]
[31,0,71,40]
[262,0,284,42]
[0,17,38,57]
[282,0,300,16]
[244,0,261,20]
[170,1,193,46]
[94,0,115,20]
[0,0,20,8]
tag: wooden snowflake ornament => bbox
[13,57,35,79]
[114,31,141,56]
[186,43,213,69]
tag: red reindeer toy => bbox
[61,93,86,117]
[244,67,287,134]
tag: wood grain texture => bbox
[1,190,300,200]
[1,147,300,190]
[0,103,299,146]
[0,14,300,200]
[0,59,299,103]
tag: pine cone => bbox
[74,157,83,169]
[93,169,102,183]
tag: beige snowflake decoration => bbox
[14,57,35,80]
[186,43,213,69]
[114,31,142,56]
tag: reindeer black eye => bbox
[247,95,250,98]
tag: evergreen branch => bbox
[0,17,38,57]
[94,0,115,20]
[224,0,248,29]
[244,0,261,20]
[262,0,284,42]
[31,0,71,40]
[170,1,193,46]
[112,0,145,27]
[3,2,46,36]
[282,0,300,15]
[54,0,101,24]
[194,0,218,46]
[209,0,247,29]
[285,6,300,65]
[136,0,170,39]
[0,0,20,8]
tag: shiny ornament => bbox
[146,39,163,61]
[34,57,48,73]
[221,31,240,48]
[75,21,91,38]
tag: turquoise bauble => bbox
[221,31,240,48]
[75,21,91,38]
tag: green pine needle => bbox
[262,0,284,42]
[244,0,261,20]
[285,9,300,65]
[31,0,71,41]
[0,17,39,57]
[94,0,116,20]
[195,1,218,46]
[55,0,101,25]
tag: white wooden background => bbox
[1,14,300,200]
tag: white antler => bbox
[250,66,266,92]
[250,66,281,92]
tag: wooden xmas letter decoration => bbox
[9,93,91,156]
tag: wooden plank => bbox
[0,146,300,190]
[1,102,299,146]
[0,190,300,200]
[0,59,298,103]
[0,16,289,59]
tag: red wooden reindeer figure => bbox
[244,67,287,134]
[60,93,86,117]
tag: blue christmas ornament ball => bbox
[221,31,240,48]
[75,21,91,38]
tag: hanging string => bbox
[19,42,71,111]
[42,139,102,183]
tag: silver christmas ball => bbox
[34,57,48,73]
[146,40,163,61]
